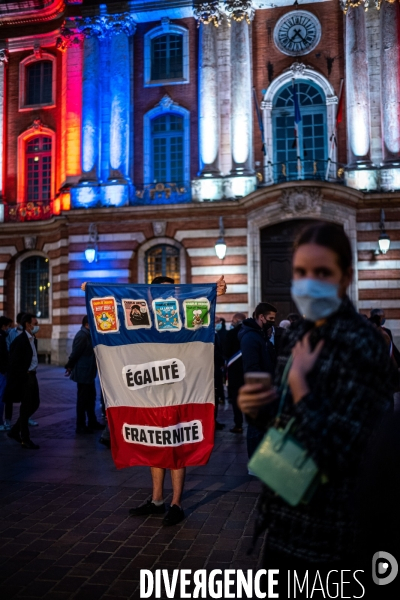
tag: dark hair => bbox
[16,311,25,324]
[82,315,89,326]
[151,276,174,285]
[0,316,12,328]
[287,313,301,323]
[255,302,277,318]
[21,313,36,329]
[294,222,353,273]
[370,308,384,318]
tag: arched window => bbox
[144,23,189,87]
[25,60,53,106]
[151,114,184,183]
[273,80,327,181]
[145,244,180,284]
[151,34,183,81]
[26,136,52,202]
[20,255,50,318]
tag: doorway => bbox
[260,219,317,321]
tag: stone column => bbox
[80,33,100,181]
[198,22,220,176]
[345,9,372,167]
[0,48,8,203]
[230,18,253,175]
[109,17,136,182]
[380,2,400,164]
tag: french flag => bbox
[85,283,216,470]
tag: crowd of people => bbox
[1,223,399,573]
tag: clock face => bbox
[274,11,321,57]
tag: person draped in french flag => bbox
[82,276,227,526]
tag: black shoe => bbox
[215,422,225,430]
[229,426,243,434]
[99,437,111,449]
[129,500,166,516]
[163,505,185,526]
[75,426,94,434]
[89,422,106,431]
[7,430,22,443]
[21,439,40,450]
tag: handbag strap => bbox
[276,355,294,420]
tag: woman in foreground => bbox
[238,223,398,578]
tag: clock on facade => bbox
[273,10,321,57]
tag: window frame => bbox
[272,80,328,180]
[143,97,190,186]
[26,136,53,203]
[17,126,56,204]
[137,237,187,284]
[19,52,56,111]
[144,23,189,87]
[145,243,181,284]
[151,113,185,183]
[15,251,52,325]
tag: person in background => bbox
[0,316,12,431]
[6,313,41,449]
[7,312,25,350]
[287,312,301,327]
[215,316,227,357]
[225,312,246,433]
[238,223,398,584]
[65,315,105,435]
[370,308,400,366]
[278,319,291,330]
[214,334,226,430]
[239,303,275,458]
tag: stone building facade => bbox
[0,0,399,364]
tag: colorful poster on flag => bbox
[122,299,151,330]
[90,297,119,333]
[86,283,217,470]
[183,298,210,330]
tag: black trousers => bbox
[228,387,243,428]
[10,372,40,442]
[76,382,97,429]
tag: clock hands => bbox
[289,28,307,44]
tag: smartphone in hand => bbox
[244,372,272,389]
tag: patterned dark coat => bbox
[252,296,398,563]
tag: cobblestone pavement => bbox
[0,366,265,600]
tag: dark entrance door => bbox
[260,219,316,321]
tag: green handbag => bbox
[247,357,321,507]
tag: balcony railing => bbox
[133,182,191,205]
[4,200,53,222]
[264,160,346,185]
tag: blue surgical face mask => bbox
[31,325,40,335]
[215,323,222,331]
[381,318,386,326]
[291,279,342,322]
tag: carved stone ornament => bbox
[193,1,223,27]
[32,118,43,131]
[289,62,311,78]
[279,188,323,216]
[161,17,171,32]
[223,0,255,24]
[33,43,42,59]
[24,236,37,250]
[159,95,176,111]
[340,0,385,14]
[153,221,167,237]
[56,26,85,52]
[0,49,9,64]
[77,13,137,39]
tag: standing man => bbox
[225,312,246,434]
[239,303,276,459]
[370,308,400,366]
[7,313,41,449]
[65,315,105,434]
[129,275,227,526]
[0,316,12,431]
[7,312,25,350]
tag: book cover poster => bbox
[90,297,119,333]
[183,298,211,330]
[152,298,182,332]
[122,299,152,330]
